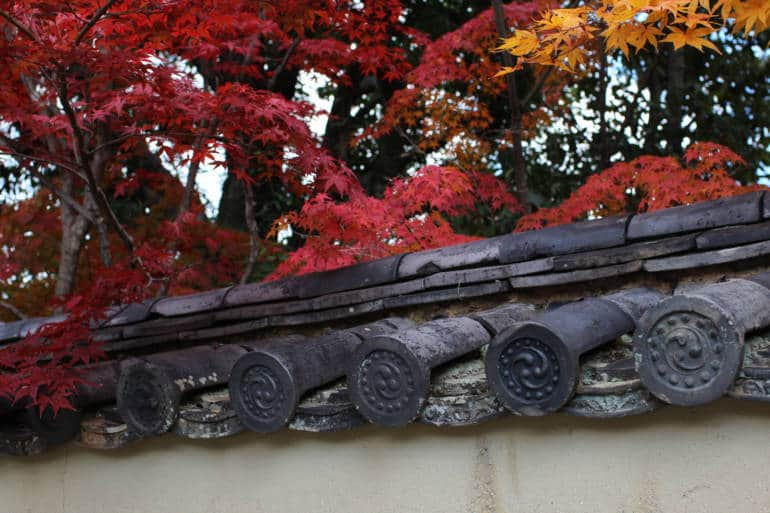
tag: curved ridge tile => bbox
[602,287,664,320]
[397,236,506,278]
[644,239,770,272]
[746,271,770,292]
[627,191,764,240]
[347,316,493,427]
[0,319,25,342]
[551,234,695,271]
[295,253,405,298]
[151,287,232,317]
[510,261,642,288]
[634,276,770,406]
[223,276,304,307]
[696,220,770,250]
[1,315,68,342]
[19,314,67,337]
[103,299,161,327]
[499,214,629,263]
[231,319,403,433]
[485,288,658,416]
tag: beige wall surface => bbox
[3,399,770,513]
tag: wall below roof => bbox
[4,400,770,513]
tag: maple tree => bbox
[0,0,425,410]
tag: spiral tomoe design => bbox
[638,305,742,405]
[237,363,291,430]
[496,338,560,407]
[355,349,420,425]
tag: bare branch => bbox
[267,37,300,92]
[74,0,118,45]
[0,9,39,43]
[522,66,554,106]
[178,119,218,216]
[620,53,660,137]
[27,166,96,223]
[0,300,27,320]
[0,141,87,180]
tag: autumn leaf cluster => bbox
[498,0,770,73]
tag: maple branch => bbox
[180,135,205,215]
[0,129,92,189]
[521,66,554,106]
[267,37,300,92]
[74,0,118,45]
[0,146,87,181]
[396,126,426,158]
[56,81,135,255]
[87,132,136,155]
[26,166,96,223]
[491,0,529,212]
[178,119,219,216]
[0,9,39,43]
[0,300,27,320]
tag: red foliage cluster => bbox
[367,1,556,172]
[516,142,764,230]
[268,165,522,278]
[0,245,164,413]
[0,0,427,411]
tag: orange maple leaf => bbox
[661,26,720,52]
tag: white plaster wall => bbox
[3,399,770,513]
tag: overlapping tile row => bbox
[1,191,769,352]
[1,192,770,455]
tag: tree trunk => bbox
[665,49,686,154]
[597,43,610,170]
[322,68,359,163]
[240,181,259,284]
[491,0,529,212]
[54,173,91,298]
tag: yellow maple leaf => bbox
[628,23,663,50]
[497,30,540,56]
[677,11,715,28]
[602,23,634,57]
[599,3,639,24]
[493,61,525,77]
[732,0,770,34]
[539,7,590,32]
[647,0,690,16]
[661,26,721,52]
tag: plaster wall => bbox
[2,399,770,513]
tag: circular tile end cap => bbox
[634,295,742,406]
[117,359,181,436]
[485,322,577,416]
[229,351,298,433]
[347,336,429,427]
